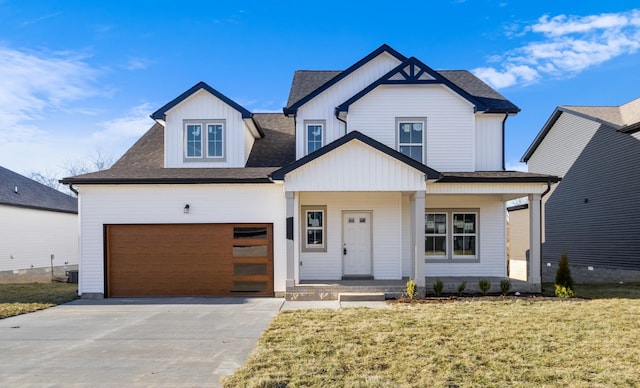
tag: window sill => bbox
[425,258,480,264]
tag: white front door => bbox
[343,212,372,276]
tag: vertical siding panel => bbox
[475,115,503,170]
[164,89,248,168]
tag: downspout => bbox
[334,107,347,135]
[69,183,78,196]
[501,113,508,170]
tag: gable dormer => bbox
[151,82,262,168]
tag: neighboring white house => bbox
[0,166,78,283]
[517,97,640,283]
[62,44,558,299]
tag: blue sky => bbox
[1,1,639,179]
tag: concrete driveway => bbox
[0,297,284,387]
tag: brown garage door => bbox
[105,224,273,297]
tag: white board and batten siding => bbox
[0,205,78,273]
[347,84,476,172]
[528,113,600,177]
[75,184,286,296]
[164,89,253,168]
[475,114,504,171]
[298,192,402,281]
[284,141,426,192]
[294,53,403,159]
[425,195,507,277]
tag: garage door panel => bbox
[106,224,272,297]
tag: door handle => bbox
[343,247,347,255]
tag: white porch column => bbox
[285,191,295,288]
[528,194,542,285]
[414,190,426,287]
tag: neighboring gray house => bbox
[0,166,78,282]
[520,97,640,282]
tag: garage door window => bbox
[234,227,268,239]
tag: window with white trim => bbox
[305,120,324,155]
[302,206,326,252]
[397,119,425,162]
[425,210,478,260]
[184,120,225,160]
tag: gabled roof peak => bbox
[151,81,253,121]
[284,44,407,114]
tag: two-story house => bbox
[518,97,640,283]
[62,44,557,299]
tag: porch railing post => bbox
[414,190,426,287]
[286,191,295,288]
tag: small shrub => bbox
[457,281,467,296]
[500,280,512,296]
[479,279,491,295]
[554,284,575,298]
[433,279,444,296]
[555,252,575,297]
[406,279,417,299]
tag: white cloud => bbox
[92,103,155,142]
[124,57,152,71]
[473,9,640,88]
[505,160,528,172]
[0,46,100,140]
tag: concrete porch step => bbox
[338,292,386,302]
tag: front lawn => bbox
[224,285,640,387]
[0,283,79,319]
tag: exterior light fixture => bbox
[184,204,190,214]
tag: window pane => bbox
[232,245,268,257]
[453,214,465,233]
[307,229,323,245]
[400,145,422,162]
[425,213,446,234]
[207,124,223,157]
[410,123,423,143]
[307,125,322,153]
[453,236,476,256]
[399,123,412,143]
[307,211,323,227]
[233,227,267,239]
[464,214,476,233]
[426,236,446,256]
[233,263,267,275]
[186,124,202,157]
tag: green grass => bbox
[0,283,79,319]
[224,284,640,387]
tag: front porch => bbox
[285,277,540,300]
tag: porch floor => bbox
[287,277,540,301]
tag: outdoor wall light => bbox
[184,204,190,214]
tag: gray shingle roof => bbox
[438,70,520,113]
[62,114,295,184]
[286,70,341,107]
[286,69,519,113]
[246,113,295,167]
[522,97,640,162]
[0,166,77,213]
